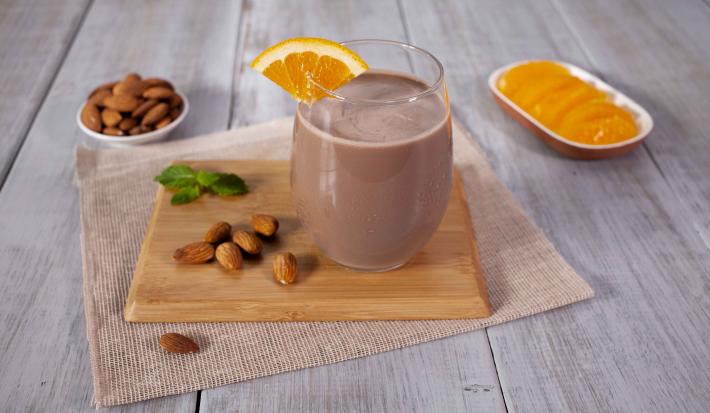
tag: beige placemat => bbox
[75,117,593,407]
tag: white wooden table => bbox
[1,0,709,411]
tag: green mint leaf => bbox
[196,170,221,188]
[209,173,249,196]
[171,185,202,205]
[154,165,196,189]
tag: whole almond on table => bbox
[232,230,263,255]
[103,94,139,112]
[81,103,102,132]
[173,241,215,264]
[155,116,172,130]
[204,221,231,243]
[215,242,243,271]
[142,102,170,126]
[273,252,297,285]
[101,108,122,127]
[132,99,159,118]
[103,127,124,136]
[251,214,279,237]
[159,333,199,354]
[143,86,174,100]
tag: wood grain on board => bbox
[0,1,242,411]
[126,161,490,322]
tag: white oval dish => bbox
[76,91,189,148]
[488,60,653,159]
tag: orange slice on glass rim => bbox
[251,37,369,103]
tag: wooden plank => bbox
[400,0,710,412]
[199,0,506,411]
[126,161,489,322]
[0,0,241,411]
[200,332,503,413]
[550,0,710,247]
[0,0,90,185]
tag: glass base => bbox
[331,259,408,273]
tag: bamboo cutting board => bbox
[125,160,491,322]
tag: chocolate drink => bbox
[291,69,452,271]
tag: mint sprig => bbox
[154,165,249,205]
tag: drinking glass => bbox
[291,39,452,271]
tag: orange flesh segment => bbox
[497,61,570,96]
[498,61,639,145]
[252,38,368,103]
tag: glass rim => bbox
[307,39,445,105]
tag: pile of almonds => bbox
[81,72,183,137]
[173,214,298,285]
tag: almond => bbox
[128,126,142,135]
[118,117,137,131]
[103,94,139,112]
[140,124,153,133]
[88,81,117,99]
[81,103,102,132]
[215,242,243,271]
[113,79,147,97]
[124,72,142,82]
[88,89,112,107]
[143,86,174,100]
[155,116,172,129]
[141,102,169,126]
[232,230,263,255]
[169,107,181,120]
[168,93,183,108]
[103,127,124,136]
[132,99,159,118]
[251,214,279,237]
[144,77,174,90]
[273,252,297,285]
[159,333,199,354]
[101,108,122,127]
[204,221,231,243]
[173,241,214,264]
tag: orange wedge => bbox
[251,38,368,103]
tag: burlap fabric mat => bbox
[75,117,593,407]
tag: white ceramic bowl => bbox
[76,91,189,147]
[489,60,653,159]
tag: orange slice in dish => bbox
[531,81,606,128]
[251,38,369,103]
[496,61,570,97]
[559,101,635,130]
[510,75,578,110]
[560,116,638,145]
